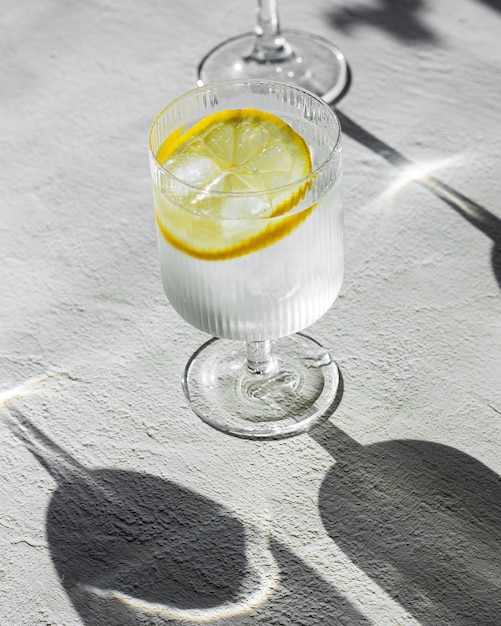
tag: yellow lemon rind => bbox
[155,108,311,167]
[155,200,316,262]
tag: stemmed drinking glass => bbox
[149,79,343,439]
[197,1,348,103]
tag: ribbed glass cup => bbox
[149,80,343,439]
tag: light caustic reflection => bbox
[343,153,470,260]
[380,152,498,235]
[84,533,280,622]
[0,371,64,407]
[384,155,464,200]
[356,154,465,228]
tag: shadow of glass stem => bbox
[335,109,501,289]
[3,404,371,626]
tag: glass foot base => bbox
[197,29,349,103]
[182,333,340,440]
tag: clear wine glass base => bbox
[182,333,340,440]
[197,29,348,103]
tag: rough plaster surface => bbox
[1,0,500,624]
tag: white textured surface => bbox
[1,0,500,624]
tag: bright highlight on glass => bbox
[197,0,348,103]
[149,79,343,439]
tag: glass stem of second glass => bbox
[247,0,294,63]
[245,340,278,375]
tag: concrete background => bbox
[1,0,500,624]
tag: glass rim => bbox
[148,78,341,198]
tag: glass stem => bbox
[245,340,278,375]
[247,0,294,63]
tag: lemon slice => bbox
[153,108,315,260]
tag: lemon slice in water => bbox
[153,108,315,261]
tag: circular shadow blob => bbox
[47,468,253,622]
[319,438,501,625]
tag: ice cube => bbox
[166,156,220,189]
[219,195,272,219]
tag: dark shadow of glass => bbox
[336,109,501,289]
[477,0,501,13]
[325,0,440,45]
[310,419,501,625]
[5,405,371,626]
[234,539,374,625]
